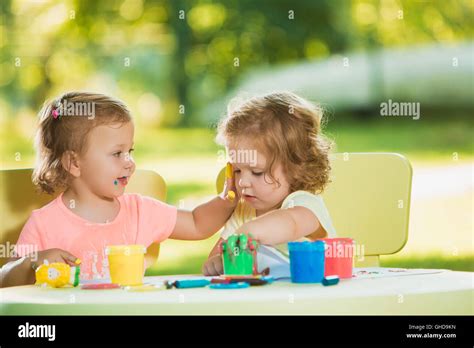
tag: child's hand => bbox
[202,254,223,276]
[0,249,80,288]
[219,162,238,207]
[29,248,80,269]
[235,222,261,243]
[235,224,252,238]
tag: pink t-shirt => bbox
[15,193,177,280]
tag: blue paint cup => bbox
[288,241,326,283]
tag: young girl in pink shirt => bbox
[1,92,236,286]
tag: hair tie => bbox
[52,100,62,119]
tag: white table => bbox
[1,269,472,315]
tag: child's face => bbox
[77,121,135,199]
[228,138,291,215]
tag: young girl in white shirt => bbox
[202,91,337,278]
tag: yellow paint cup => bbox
[105,245,146,286]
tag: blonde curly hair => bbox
[217,91,333,194]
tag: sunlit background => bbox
[1,0,472,274]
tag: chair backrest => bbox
[216,153,413,266]
[0,168,167,268]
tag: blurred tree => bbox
[168,0,193,126]
[0,0,472,128]
[178,0,350,125]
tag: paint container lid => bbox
[288,240,325,252]
[322,237,355,245]
[105,245,146,256]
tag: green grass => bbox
[135,127,221,159]
[324,119,473,159]
[145,255,205,276]
[2,119,472,168]
[380,253,474,272]
[166,182,214,205]
[145,235,219,276]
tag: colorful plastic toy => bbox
[35,261,80,288]
[220,234,258,275]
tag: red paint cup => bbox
[322,238,354,279]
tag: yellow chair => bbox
[0,168,167,268]
[216,152,413,267]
